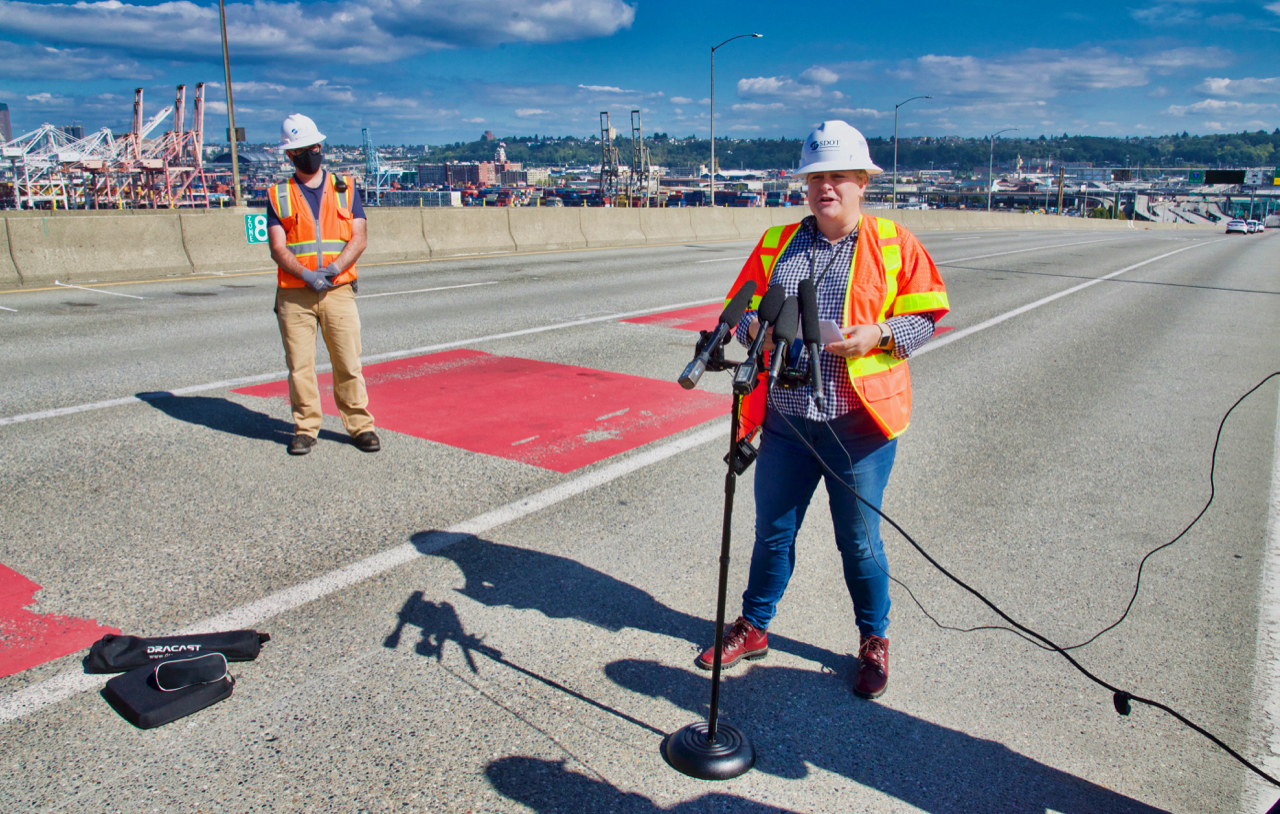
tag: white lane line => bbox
[0,297,721,428]
[54,281,147,300]
[0,305,16,312]
[0,236,1235,724]
[356,281,498,299]
[935,235,1130,267]
[695,256,750,264]
[1244,382,1280,814]
[0,422,726,725]
[916,239,1226,357]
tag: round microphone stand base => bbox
[663,720,755,780]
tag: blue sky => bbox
[0,0,1277,146]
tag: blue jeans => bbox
[742,408,897,638]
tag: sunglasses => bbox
[285,144,322,158]
[154,652,230,691]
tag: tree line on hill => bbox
[410,130,1280,173]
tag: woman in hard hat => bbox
[697,120,949,699]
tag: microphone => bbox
[679,280,756,390]
[734,284,788,392]
[798,279,825,412]
[766,296,799,391]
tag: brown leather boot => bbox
[696,616,768,670]
[854,634,889,699]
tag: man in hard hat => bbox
[697,121,949,699]
[266,113,379,455]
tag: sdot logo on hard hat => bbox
[810,139,840,150]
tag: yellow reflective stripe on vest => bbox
[726,225,801,310]
[272,184,291,219]
[893,290,950,316]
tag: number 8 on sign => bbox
[245,214,268,244]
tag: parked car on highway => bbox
[1226,219,1248,234]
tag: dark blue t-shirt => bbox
[266,171,365,228]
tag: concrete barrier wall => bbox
[362,208,431,265]
[580,208,644,248]
[692,207,740,241]
[0,207,1216,287]
[423,208,513,257]
[180,210,274,275]
[7,213,192,286]
[639,209,697,244]
[0,221,21,287]
[508,208,587,252]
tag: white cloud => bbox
[515,108,550,118]
[0,0,635,65]
[463,117,486,123]
[913,49,1148,99]
[1141,47,1231,71]
[1269,1,1280,14]
[737,76,823,99]
[801,66,839,85]
[25,92,66,104]
[730,102,785,112]
[1196,76,1280,95]
[0,40,150,80]
[829,107,887,119]
[1166,98,1279,115]
[670,96,693,105]
[578,84,637,93]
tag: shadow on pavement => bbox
[485,756,802,813]
[137,393,346,446]
[408,532,844,672]
[605,659,1168,814]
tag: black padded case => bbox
[101,661,234,729]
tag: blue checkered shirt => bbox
[734,216,935,421]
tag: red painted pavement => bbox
[622,303,721,332]
[0,563,118,678]
[235,350,729,473]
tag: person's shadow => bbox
[408,531,845,672]
[485,756,802,813]
[137,393,346,447]
[605,658,1168,814]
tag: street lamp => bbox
[987,127,1018,212]
[710,33,762,207]
[218,0,241,206]
[892,95,931,209]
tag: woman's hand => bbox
[824,324,882,358]
[747,318,774,346]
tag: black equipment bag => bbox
[101,654,234,729]
[85,630,269,674]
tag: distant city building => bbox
[481,131,497,142]
[417,161,497,186]
[61,124,84,140]
[498,170,528,186]
[0,103,11,143]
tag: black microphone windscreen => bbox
[756,284,786,325]
[798,279,820,341]
[773,297,799,345]
[719,280,757,326]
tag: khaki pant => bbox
[275,285,374,437]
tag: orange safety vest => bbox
[725,215,949,441]
[268,173,359,289]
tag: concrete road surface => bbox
[1,226,1277,813]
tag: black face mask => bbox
[290,149,323,175]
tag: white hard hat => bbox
[792,120,882,177]
[276,113,326,152]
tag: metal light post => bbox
[218,0,241,205]
[710,33,762,207]
[987,127,1018,212]
[892,95,931,209]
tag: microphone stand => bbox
[663,354,758,780]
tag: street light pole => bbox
[710,33,762,207]
[218,0,241,206]
[987,127,1018,212]
[892,95,931,210]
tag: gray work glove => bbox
[300,268,333,293]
